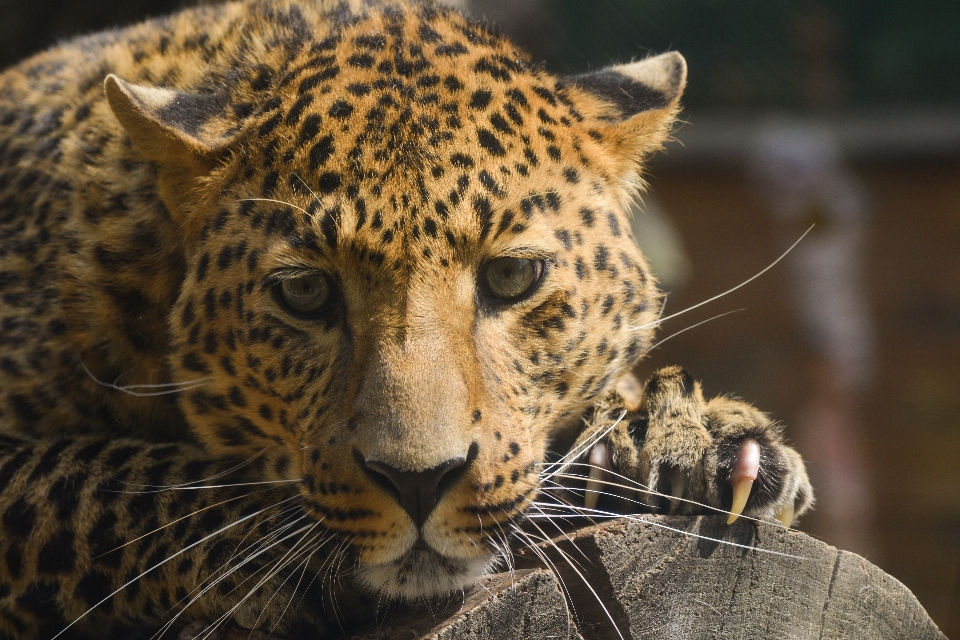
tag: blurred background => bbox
[1,0,958,635]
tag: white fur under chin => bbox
[358,549,499,600]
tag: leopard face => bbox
[1,0,684,602]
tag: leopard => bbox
[0,0,813,637]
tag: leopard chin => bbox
[358,548,500,600]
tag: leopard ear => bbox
[562,52,686,192]
[104,75,230,221]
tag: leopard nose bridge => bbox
[356,443,479,527]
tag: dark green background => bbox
[1,0,958,110]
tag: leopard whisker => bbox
[322,534,359,634]
[237,197,311,217]
[628,225,813,332]
[152,513,313,638]
[527,479,596,530]
[544,463,785,528]
[487,517,516,587]
[80,360,210,397]
[287,539,330,631]
[54,495,306,640]
[290,172,321,203]
[542,466,729,522]
[131,447,277,491]
[527,503,808,559]
[118,478,303,493]
[190,522,325,640]
[219,508,310,574]
[269,532,333,634]
[246,525,327,635]
[641,308,745,355]
[94,488,295,559]
[511,523,619,640]
[539,410,627,477]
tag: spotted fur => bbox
[0,1,809,637]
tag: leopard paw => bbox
[706,396,814,527]
[565,367,814,528]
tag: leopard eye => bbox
[482,257,543,301]
[277,273,331,315]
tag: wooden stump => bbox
[217,516,945,639]
[343,516,946,640]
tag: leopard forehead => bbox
[197,3,634,272]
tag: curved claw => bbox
[667,467,687,515]
[726,439,760,525]
[584,440,611,510]
[776,504,795,529]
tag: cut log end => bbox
[223,516,947,640]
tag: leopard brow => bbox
[261,267,329,287]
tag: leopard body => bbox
[0,1,810,637]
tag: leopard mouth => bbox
[357,545,499,600]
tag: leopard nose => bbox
[356,443,478,528]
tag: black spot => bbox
[320,205,341,247]
[436,43,468,57]
[196,253,210,282]
[545,191,561,211]
[477,128,505,156]
[450,153,474,169]
[3,498,36,538]
[228,386,247,408]
[265,208,296,236]
[532,86,557,106]
[601,294,615,315]
[286,93,314,126]
[5,544,23,579]
[490,112,514,135]
[574,258,587,280]
[299,66,340,92]
[478,170,503,197]
[607,212,621,236]
[354,33,387,49]
[328,100,354,119]
[443,75,464,92]
[73,440,108,464]
[181,351,210,374]
[27,439,72,482]
[76,571,114,612]
[469,89,492,110]
[309,135,335,170]
[257,113,282,138]
[0,449,31,490]
[17,581,66,620]
[299,113,322,143]
[473,196,494,241]
[318,172,342,194]
[594,246,609,271]
[347,82,371,96]
[347,53,375,68]
[37,530,76,573]
[579,208,595,227]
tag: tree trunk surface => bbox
[226,516,947,640]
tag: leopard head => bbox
[105,1,684,600]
